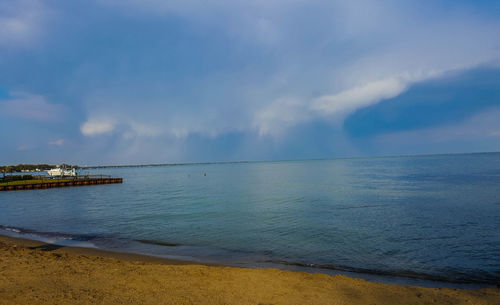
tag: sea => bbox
[1,153,499,288]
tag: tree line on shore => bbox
[0,164,79,173]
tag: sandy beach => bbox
[0,235,498,305]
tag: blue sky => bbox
[1,0,500,165]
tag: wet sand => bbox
[0,235,498,305]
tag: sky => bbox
[1,0,500,165]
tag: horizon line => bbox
[80,150,500,169]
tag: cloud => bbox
[80,116,164,139]
[16,143,36,151]
[248,2,500,136]
[254,72,441,136]
[1,92,64,121]
[368,107,500,154]
[311,77,408,115]
[489,131,500,137]
[83,1,500,143]
[122,121,161,139]
[0,0,47,47]
[253,97,310,136]
[2,0,500,162]
[48,139,65,146]
[80,120,115,136]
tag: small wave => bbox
[0,225,98,242]
[5,227,21,233]
[267,260,500,285]
[1,224,497,287]
[136,239,179,247]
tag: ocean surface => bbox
[1,153,500,288]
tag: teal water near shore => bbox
[1,153,499,287]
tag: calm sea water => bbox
[1,153,500,287]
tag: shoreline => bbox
[0,230,495,290]
[1,234,499,304]
[0,234,200,266]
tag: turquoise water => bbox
[1,153,499,287]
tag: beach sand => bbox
[0,235,498,305]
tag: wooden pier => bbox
[0,178,123,192]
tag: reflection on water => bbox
[1,153,499,286]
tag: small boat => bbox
[46,167,76,178]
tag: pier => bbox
[0,176,123,191]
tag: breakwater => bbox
[0,178,122,191]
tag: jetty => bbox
[0,176,122,192]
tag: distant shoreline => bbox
[81,151,500,169]
[2,151,498,171]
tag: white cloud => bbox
[1,92,64,121]
[253,97,310,136]
[253,71,443,136]
[80,120,115,136]
[310,71,441,117]
[310,77,407,116]
[81,116,165,139]
[122,121,161,139]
